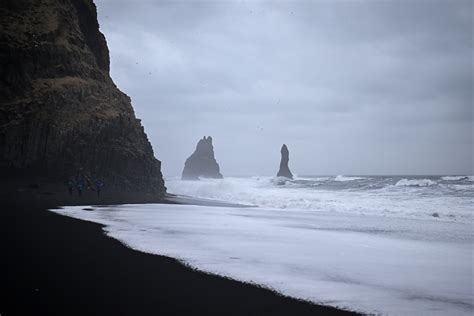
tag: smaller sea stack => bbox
[277,144,293,179]
[182,136,223,180]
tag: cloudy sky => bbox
[94,0,472,177]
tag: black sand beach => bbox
[1,190,361,316]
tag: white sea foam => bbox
[395,178,436,187]
[441,175,472,181]
[294,176,331,181]
[272,176,291,185]
[334,175,366,181]
[442,176,466,181]
[166,177,473,222]
[444,184,474,191]
[51,204,474,316]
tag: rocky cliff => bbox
[0,0,165,197]
[277,144,293,179]
[182,136,223,180]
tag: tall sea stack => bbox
[277,144,293,179]
[182,136,223,180]
[0,0,165,197]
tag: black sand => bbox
[1,191,362,316]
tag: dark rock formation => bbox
[277,144,293,179]
[182,136,223,180]
[0,0,165,197]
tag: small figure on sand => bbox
[77,177,84,196]
[76,172,85,197]
[85,175,94,191]
[77,180,84,196]
[96,180,104,197]
[67,178,75,195]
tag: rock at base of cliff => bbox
[182,136,223,180]
[277,144,293,179]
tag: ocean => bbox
[167,175,474,222]
[51,175,473,315]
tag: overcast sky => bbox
[94,0,472,177]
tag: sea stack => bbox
[0,0,165,197]
[182,136,223,180]
[277,144,293,179]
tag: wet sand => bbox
[1,188,361,316]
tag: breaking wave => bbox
[334,175,367,182]
[441,176,473,181]
[165,176,473,222]
[395,179,437,187]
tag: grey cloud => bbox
[95,0,473,176]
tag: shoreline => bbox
[1,192,362,316]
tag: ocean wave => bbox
[395,179,437,187]
[334,175,366,182]
[441,176,470,181]
[272,176,291,185]
[440,184,474,192]
[165,177,473,222]
[294,176,330,181]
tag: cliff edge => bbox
[0,0,165,198]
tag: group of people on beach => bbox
[67,171,104,197]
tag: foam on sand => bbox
[50,204,473,316]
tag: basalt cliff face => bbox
[277,144,293,179]
[0,0,165,197]
[182,136,223,180]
